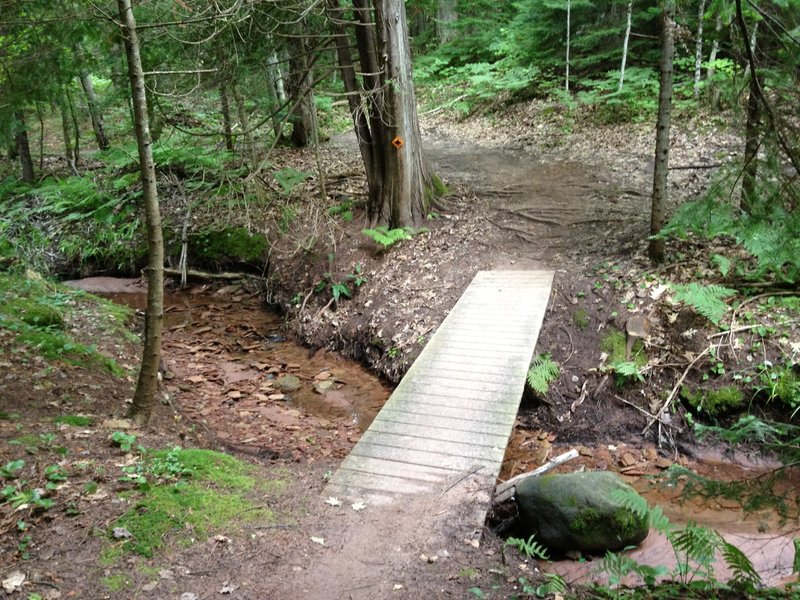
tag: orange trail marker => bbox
[391,136,404,149]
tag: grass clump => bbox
[0,271,127,375]
[110,448,285,558]
[54,415,93,427]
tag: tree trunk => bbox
[219,78,235,152]
[565,0,571,92]
[118,0,164,427]
[377,0,433,225]
[79,69,110,151]
[58,93,77,173]
[693,0,706,102]
[65,86,81,166]
[231,79,256,167]
[287,37,316,148]
[14,112,34,183]
[437,0,457,45]
[706,13,722,108]
[36,102,44,172]
[649,0,676,264]
[618,0,633,91]
[737,6,760,212]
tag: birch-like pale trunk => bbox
[565,0,571,92]
[693,0,707,101]
[706,13,722,106]
[649,0,676,263]
[118,0,164,427]
[619,0,633,91]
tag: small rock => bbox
[274,375,301,392]
[655,458,672,469]
[159,568,174,579]
[620,453,637,467]
[313,380,334,394]
[314,371,332,381]
[578,446,593,457]
[643,448,658,461]
[102,418,132,429]
[142,581,158,592]
[268,393,286,401]
[181,593,199,600]
[112,527,133,539]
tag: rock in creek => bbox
[516,471,649,554]
[274,375,302,392]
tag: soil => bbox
[2,100,798,599]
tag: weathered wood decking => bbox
[324,270,554,515]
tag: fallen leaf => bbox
[351,501,366,511]
[311,536,325,546]
[393,584,404,590]
[314,371,332,381]
[187,375,206,383]
[2,570,25,593]
[324,497,343,507]
[113,527,133,539]
[219,582,236,594]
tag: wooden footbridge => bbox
[324,270,554,529]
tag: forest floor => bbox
[2,101,799,599]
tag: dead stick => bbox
[642,346,711,436]
[493,449,579,504]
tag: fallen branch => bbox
[493,449,579,505]
[668,163,723,170]
[162,267,261,281]
[642,346,712,436]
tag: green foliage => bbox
[757,362,800,412]
[314,263,367,304]
[362,226,427,251]
[721,539,763,589]
[519,573,567,598]
[612,361,645,384]
[695,415,800,465]
[53,415,93,427]
[601,550,667,588]
[577,68,660,123]
[111,431,143,454]
[1,460,25,479]
[505,534,550,560]
[109,448,283,557]
[0,272,126,374]
[274,167,312,196]
[663,187,800,285]
[191,226,268,265]
[680,385,746,417]
[672,283,735,327]
[527,353,560,395]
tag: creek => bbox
[65,277,799,587]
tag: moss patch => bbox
[573,307,590,330]
[601,329,647,367]
[681,385,746,416]
[108,449,285,558]
[190,226,268,265]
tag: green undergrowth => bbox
[105,448,286,559]
[189,226,269,267]
[0,270,131,374]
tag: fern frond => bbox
[612,361,645,383]
[505,534,550,560]
[610,486,650,519]
[672,283,736,326]
[722,540,762,588]
[527,353,559,395]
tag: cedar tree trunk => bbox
[14,112,34,183]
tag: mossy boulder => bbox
[516,471,649,554]
[680,385,745,416]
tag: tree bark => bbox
[118,0,164,427]
[649,0,676,264]
[565,0,571,92]
[618,0,633,91]
[693,0,706,101]
[706,13,722,108]
[329,0,435,226]
[437,0,457,45]
[65,86,81,166]
[79,70,110,151]
[738,9,760,212]
[287,37,316,148]
[230,78,256,167]
[219,78,235,152]
[58,93,77,173]
[14,112,34,183]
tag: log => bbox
[493,449,579,505]
[161,267,261,282]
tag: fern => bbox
[611,486,670,533]
[672,283,735,327]
[611,360,645,384]
[527,353,559,395]
[601,550,667,588]
[669,522,721,583]
[362,226,419,250]
[721,540,762,589]
[505,534,550,560]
